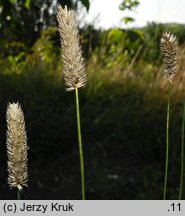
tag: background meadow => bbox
[0,0,185,199]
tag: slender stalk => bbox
[163,81,171,200]
[17,189,21,200]
[75,88,85,200]
[179,100,185,199]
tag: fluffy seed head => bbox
[56,4,87,91]
[160,32,178,83]
[6,102,28,190]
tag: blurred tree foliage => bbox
[119,0,140,24]
[0,0,89,49]
[81,27,143,73]
[27,26,60,74]
[120,0,139,10]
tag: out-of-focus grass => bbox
[0,26,185,199]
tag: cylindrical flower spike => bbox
[160,32,178,83]
[56,4,87,91]
[6,102,28,191]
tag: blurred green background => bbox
[0,0,185,199]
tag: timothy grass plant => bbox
[56,4,87,200]
[160,32,178,199]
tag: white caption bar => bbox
[0,201,184,216]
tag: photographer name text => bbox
[3,202,74,213]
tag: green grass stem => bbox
[179,100,185,200]
[75,87,86,200]
[163,81,171,200]
[17,189,21,200]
